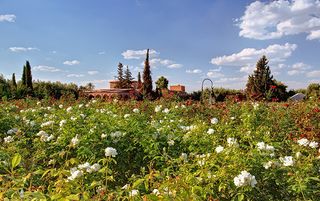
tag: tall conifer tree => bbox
[142,49,153,97]
[124,66,133,88]
[116,62,124,88]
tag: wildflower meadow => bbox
[0,98,320,200]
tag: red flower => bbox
[270,85,277,89]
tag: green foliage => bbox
[246,56,275,100]
[306,83,320,99]
[124,66,134,88]
[143,49,153,98]
[0,99,319,200]
[116,62,125,88]
[155,76,169,90]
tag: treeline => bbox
[0,61,91,101]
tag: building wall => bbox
[170,85,185,92]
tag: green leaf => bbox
[11,153,21,169]
[132,178,145,189]
[238,194,244,201]
[65,194,79,200]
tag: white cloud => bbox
[238,0,320,40]
[207,71,224,78]
[63,60,80,66]
[88,71,99,75]
[98,51,106,55]
[33,65,61,72]
[292,62,310,70]
[122,49,158,59]
[186,69,202,74]
[168,63,183,68]
[307,30,320,40]
[0,14,16,22]
[67,74,84,78]
[287,62,311,76]
[9,47,39,52]
[211,43,297,74]
[306,70,320,77]
[288,70,301,76]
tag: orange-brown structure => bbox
[170,85,185,92]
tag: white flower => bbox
[152,189,160,196]
[71,134,79,147]
[37,101,41,105]
[78,162,91,170]
[121,184,129,190]
[79,104,83,108]
[227,138,238,146]
[19,189,24,198]
[280,156,294,167]
[41,121,54,127]
[129,189,139,197]
[70,116,77,121]
[297,138,309,147]
[263,161,273,169]
[180,153,188,162]
[4,136,14,143]
[101,133,107,138]
[233,170,257,187]
[163,108,170,113]
[253,103,259,109]
[309,141,319,148]
[105,147,118,157]
[265,145,275,152]
[67,169,83,181]
[155,105,162,113]
[124,114,130,118]
[207,128,215,135]
[59,120,67,127]
[211,118,218,124]
[257,142,266,150]
[88,163,101,173]
[59,104,63,109]
[7,128,18,135]
[66,107,72,113]
[230,116,235,120]
[80,114,86,118]
[133,108,139,113]
[167,140,175,146]
[215,145,224,153]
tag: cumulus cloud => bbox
[237,0,320,40]
[33,65,61,72]
[122,49,158,59]
[9,47,39,52]
[287,62,311,76]
[88,71,99,75]
[67,74,84,78]
[207,71,224,78]
[186,69,202,74]
[211,43,297,74]
[63,60,80,66]
[168,63,183,68]
[0,14,16,22]
[306,70,320,77]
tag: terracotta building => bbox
[170,85,185,92]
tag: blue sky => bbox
[0,0,319,92]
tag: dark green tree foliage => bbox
[124,66,134,88]
[11,73,17,90]
[143,49,153,97]
[0,74,11,99]
[137,72,142,89]
[21,65,27,86]
[246,55,274,100]
[155,76,169,89]
[25,61,33,91]
[116,62,124,88]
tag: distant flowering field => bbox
[0,99,320,200]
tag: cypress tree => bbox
[124,65,133,88]
[21,65,27,86]
[116,62,124,88]
[12,73,17,89]
[25,61,33,91]
[142,49,153,97]
[137,72,142,89]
